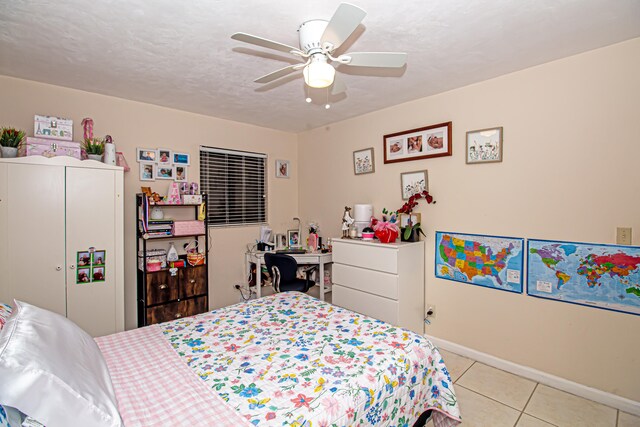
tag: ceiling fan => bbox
[231,3,407,95]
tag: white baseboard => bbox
[427,335,640,417]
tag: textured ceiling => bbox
[1,0,639,132]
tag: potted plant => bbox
[397,190,435,242]
[0,127,25,158]
[83,137,105,161]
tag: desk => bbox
[245,251,333,300]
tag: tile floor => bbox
[426,349,639,427]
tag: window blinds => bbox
[199,146,267,226]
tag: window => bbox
[200,146,267,226]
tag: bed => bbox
[0,293,461,427]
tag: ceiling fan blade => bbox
[341,52,407,68]
[321,3,366,51]
[254,65,300,84]
[231,32,302,55]
[331,75,347,95]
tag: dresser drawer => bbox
[332,241,398,273]
[333,284,398,326]
[146,271,179,305]
[333,263,398,300]
[181,265,207,298]
[145,296,208,325]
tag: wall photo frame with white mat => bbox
[140,163,155,181]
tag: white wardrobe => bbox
[0,156,124,337]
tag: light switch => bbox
[616,227,632,245]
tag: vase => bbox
[103,143,116,165]
[401,227,421,242]
[374,228,398,244]
[0,146,18,158]
[87,154,102,161]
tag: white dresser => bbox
[331,238,425,333]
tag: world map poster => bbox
[528,239,640,315]
[435,231,524,293]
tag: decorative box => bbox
[137,249,167,271]
[182,195,202,204]
[20,137,81,159]
[172,220,206,236]
[34,115,73,141]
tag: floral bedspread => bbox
[160,292,461,427]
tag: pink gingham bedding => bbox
[96,324,251,427]
[98,292,461,426]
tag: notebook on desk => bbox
[275,249,307,254]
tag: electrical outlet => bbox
[617,227,632,245]
[426,305,436,319]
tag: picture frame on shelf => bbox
[400,170,428,200]
[287,229,300,247]
[353,147,375,175]
[136,148,157,163]
[174,165,188,182]
[398,212,421,227]
[158,148,172,165]
[139,163,155,181]
[466,127,503,164]
[275,160,290,178]
[156,166,173,180]
[275,233,287,250]
[172,152,190,165]
[383,121,452,164]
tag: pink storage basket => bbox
[172,220,205,236]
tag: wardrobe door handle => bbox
[175,313,182,319]
[69,265,75,270]
[56,266,62,271]
[189,279,196,284]
[159,284,168,290]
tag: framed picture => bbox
[136,148,157,163]
[157,148,172,165]
[275,233,287,250]
[466,127,503,164]
[173,152,190,165]
[287,229,300,247]
[383,121,452,163]
[398,212,421,227]
[353,147,375,175]
[275,160,290,178]
[156,166,174,180]
[139,163,155,181]
[400,170,428,200]
[174,165,188,182]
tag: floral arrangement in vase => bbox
[81,117,104,160]
[397,190,435,241]
[0,127,25,158]
[371,209,400,243]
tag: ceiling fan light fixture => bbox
[303,56,335,88]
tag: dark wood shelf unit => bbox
[136,193,209,327]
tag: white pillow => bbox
[0,301,122,427]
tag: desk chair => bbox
[264,253,317,293]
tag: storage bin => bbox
[34,115,73,141]
[172,220,206,236]
[20,137,81,159]
[137,249,167,271]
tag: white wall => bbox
[298,38,640,401]
[0,75,299,329]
